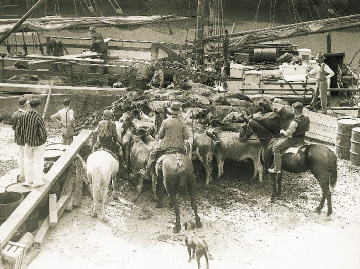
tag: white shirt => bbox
[308,63,335,80]
[50,107,74,127]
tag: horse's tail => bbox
[329,152,337,189]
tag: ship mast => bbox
[195,0,206,64]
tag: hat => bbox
[29,98,41,107]
[316,53,326,60]
[292,102,303,109]
[62,99,70,106]
[89,26,96,32]
[18,97,27,106]
[103,110,113,120]
[167,101,182,115]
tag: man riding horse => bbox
[268,102,310,174]
[93,110,120,159]
[140,101,189,179]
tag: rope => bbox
[252,0,262,30]
[74,0,78,17]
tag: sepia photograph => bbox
[0,0,360,268]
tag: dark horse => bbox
[239,115,337,216]
[155,152,202,233]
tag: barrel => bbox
[5,183,39,232]
[335,118,359,160]
[350,127,360,166]
[254,48,277,63]
[0,192,26,242]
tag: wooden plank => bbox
[0,83,128,95]
[3,68,65,77]
[0,130,92,249]
[33,195,70,248]
[33,217,50,248]
[49,194,57,227]
[57,195,70,218]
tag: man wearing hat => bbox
[22,98,47,187]
[89,26,108,60]
[93,110,118,155]
[11,97,28,182]
[48,38,68,57]
[50,98,75,145]
[141,101,190,179]
[306,53,334,114]
[268,102,310,174]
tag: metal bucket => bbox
[350,127,360,166]
[336,118,359,160]
[25,210,39,233]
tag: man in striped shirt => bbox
[11,97,28,182]
[22,98,47,187]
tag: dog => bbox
[184,222,209,269]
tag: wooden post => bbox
[49,194,57,227]
[223,29,230,76]
[46,36,51,55]
[327,33,331,53]
[151,43,159,61]
[0,58,4,83]
[195,0,205,65]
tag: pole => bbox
[0,0,47,44]
[195,0,205,65]
[42,82,52,119]
[327,33,331,53]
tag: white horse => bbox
[86,150,119,221]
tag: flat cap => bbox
[18,97,27,106]
[292,102,303,109]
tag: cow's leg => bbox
[216,154,225,179]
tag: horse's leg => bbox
[189,179,202,228]
[100,185,109,222]
[271,173,277,202]
[277,173,282,196]
[316,180,332,216]
[216,154,224,179]
[155,175,165,208]
[170,194,181,233]
[91,178,98,218]
[252,156,263,182]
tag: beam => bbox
[0,130,92,249]
[0,83,128,95]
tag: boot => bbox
[268,153,282,173]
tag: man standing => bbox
[268,102,310,174]
[50,99,75,145]
[22,99,47,187]
[141,101,190,178]
[11,97,28,182]
[306,53,334,114]
[48,38,68,57]
[89,26,108,60]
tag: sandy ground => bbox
[1,122,360,269]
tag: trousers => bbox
[24,144,45,185]
[17,145,25,181]
[309,80,328,113]
[272,136,304,171]
[61,126,75,145]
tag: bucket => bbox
[25,210,39,233]
[0,192,24,219]
[335,118,359,160]
[350,127,360,166]
[37,182,61,219]
[0,192,26,242]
